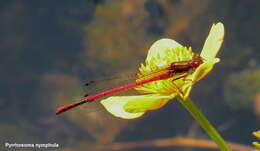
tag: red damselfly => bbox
[56,54,203,115]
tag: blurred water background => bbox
[1,0,260,151]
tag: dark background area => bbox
[1,0,260,151]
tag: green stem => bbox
[177,96,232,151]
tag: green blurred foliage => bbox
[83,0,149,72]
[224,68,260,112]
[82,0,210,74]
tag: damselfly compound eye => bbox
[193,61,200,67]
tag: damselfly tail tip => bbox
[55,106,66,115]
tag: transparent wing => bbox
[82,66,171,97]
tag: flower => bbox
[253,130,260,151]
[101,23,224,119]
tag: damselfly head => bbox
[192,54,204,68]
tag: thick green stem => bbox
[177,96,232,151]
